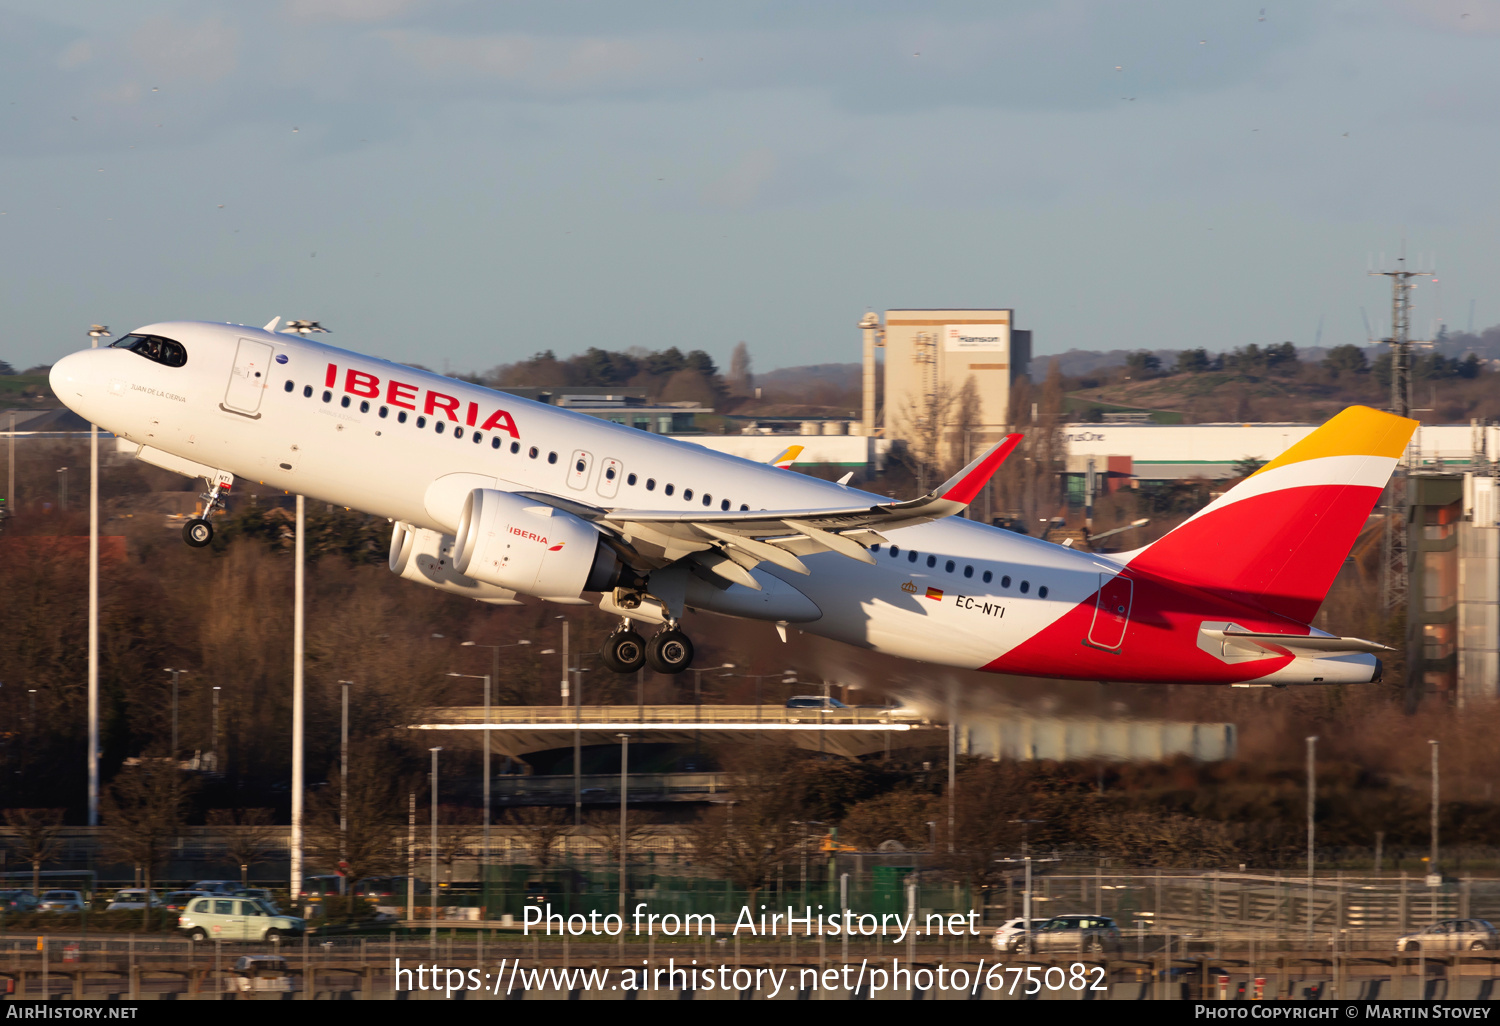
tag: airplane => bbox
[50,321,1416,684]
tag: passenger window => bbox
[491,437,501,449]
[1039,586,1049,598]
[510,441,520,454]
[720,499,729,510]
[529,447,538,458]
[283,380,294,392]
[871,544,881,552]
[1001,575,1011,588]
[435,421,445,434]
[945,560,955,573]
[472,432,482,443]
[926,555,936,568]
[378,406,388,418]
[664,484,674,496]
[964,565,973,578]
[984,571,994,584]
[417,416,427,428]
[453,427,463,439]
[740,504,749,511]
[605,466,616,480]
[684,488,693,501]
[703,494,712,506]
[627,473,638,486]
[907,550,917,563]
[322,391,332,403]
[398,411,408,424]
[1019,580,1028,593]
[303,385,313,398]
[359,400,370,413]
[547,452,558,464]
[646,479,656,491]
[340,396,351,408]
[890,545,900,558]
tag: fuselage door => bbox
[223,338,274,415]
[567,449,594,491]
[597,458,622,499]
[1086,573,1133,651]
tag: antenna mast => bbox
[1371,257,1433,613]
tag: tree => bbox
[101,759,195,928]
[839,790,932,851]
[3,809,65,895]
[1124,351,1161,379]
[580,809,657,863]
[302,755,405,915]
[936,762,1031,899]
[504,807,569,867]
[206,809,280,889]
[688,750,798,907]
[727,342,753,396]
[0,360,15,376]
[1173,349,1210,375]
[1322,344,1368,378]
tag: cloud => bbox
[128,15,239,85]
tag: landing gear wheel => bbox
[601,631,647,673]
[645,629,694,674]
[182,519,214,547]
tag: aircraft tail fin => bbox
[1122,405,1416,624]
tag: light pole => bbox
[429,746,442,946]
[557,616,570,706]
[617,733,629,920]
[210,686,221,772]
[948,683,958,854]
[337,680,353,897]
[290,493,305,905]
[1306,735,1317,942]
[163,669,188,760]
[87,324,107,827]
[573,667,587,826]
[448,670,495,912]
[1429,739,1441,876]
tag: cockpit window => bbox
[113,334,187,368]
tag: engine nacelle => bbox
[453,488,621,601]
[388,523,523,606]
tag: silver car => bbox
[38,890,87,913]
[1020,915,1123,955]
[1397,919,1499,952]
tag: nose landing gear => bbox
[182,470,234,548]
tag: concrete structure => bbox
[679,432,890,469]
[1064,421,1500,482]
[878,309,1032,452]
[498,386,710,434]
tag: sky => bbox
[1,0,1498,374]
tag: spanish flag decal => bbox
[925,587,944,601]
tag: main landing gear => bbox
[599,620,694,674]
[182,471,233,548]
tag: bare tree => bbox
[580,809,657,863]
[689,751,798,907]
[205,809,280,889]
[728,341,754,396]
[3,809,65,895]
[303,756,405,917]
[504,807,569,867]
[101,759,195,928]
[936,762,1031,900]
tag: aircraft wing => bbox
[541,434,1022,581]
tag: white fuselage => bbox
[51,321,1126,673]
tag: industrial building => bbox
[866,308,1032,458]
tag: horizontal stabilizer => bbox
[1203,627,1393,657]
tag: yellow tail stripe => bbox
[1250,405,1416,477]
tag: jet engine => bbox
[388,523,523,605]
[453,488,622,602]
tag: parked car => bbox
[163,890,212,913]
[0,890,41,913]
[178,896,306,943]
[1396,919,1500,952]
[191,880,242,895]
[1018,915,1123,955]
[352,876,428,902]
[38,890,87,913]
[785,696,848,710]
[991,917,1050,952]
[298,875,346,900]
[105,889,162,911]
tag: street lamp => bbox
[448,670,495,911]
[1306,735,1318,943]
[617,733,630,921]
[429,746,442,948]
[86,325,107,827]
[337,680,354,897]
[163,669,189,760]
[210,686,221,772]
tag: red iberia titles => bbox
[324,362,520,438]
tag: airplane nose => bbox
[50,351,93,416]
